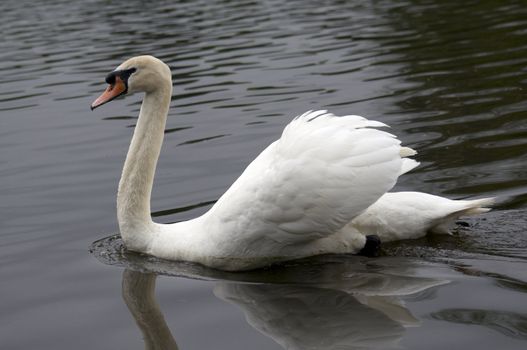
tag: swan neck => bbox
[117,83,172,249]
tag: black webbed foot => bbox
[357,235,381,257]
[456,220,470,227]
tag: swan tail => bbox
[459,197,495,215]
[399,158,420,176]
[430,197,495,235]
[398,146,419,175]
[399,146,417,157]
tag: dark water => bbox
[2,0,527,349]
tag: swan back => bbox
[350,192,495,241]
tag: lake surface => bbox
[1,0,527,349]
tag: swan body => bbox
[91,55,493,271]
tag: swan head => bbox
[91,55,171,110]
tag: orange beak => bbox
[91,76,127,110]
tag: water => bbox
[1,0,527,349]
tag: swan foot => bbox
[357,235,381,257]
[456,220,470,227]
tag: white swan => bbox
[91,55,493,271]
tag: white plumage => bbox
[350,192,494,241]
[91,56,493,271]
[203,111,403,248]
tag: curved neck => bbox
[117,83,172,250]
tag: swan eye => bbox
[121,67,137,81]
[105,67,137,85]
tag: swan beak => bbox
[91,76,127,110]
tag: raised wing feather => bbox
[202,111,409,253]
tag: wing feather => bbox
[203,110,411,253]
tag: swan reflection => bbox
[122,270,179,350]
[121,263,448,350]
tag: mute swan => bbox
[91,55,493,271]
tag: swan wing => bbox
[203,111,410,250]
